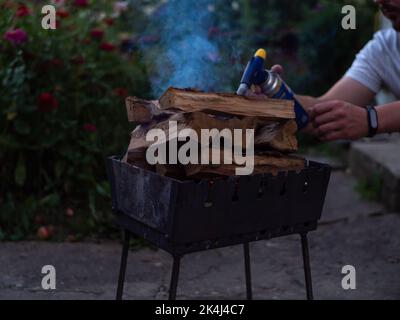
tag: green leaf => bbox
[88,192,98,220]
[15,156,26,187]
[39,193,60,207]
[96,182,110,198]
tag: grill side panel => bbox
[171,163,331,244]
[107,157,176,233]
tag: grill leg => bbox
[243,242,253,300]
[169,255,181,300]
[300,233,314,300]
[116,230,130,300]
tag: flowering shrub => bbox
[0,0,377,241]
[0,1,150,240]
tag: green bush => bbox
[0,1,150,240]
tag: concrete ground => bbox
[1,170,399,300]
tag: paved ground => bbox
[1,170,399,300]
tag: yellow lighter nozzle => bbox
[254,48,267,60]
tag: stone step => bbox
[349,139,400,211]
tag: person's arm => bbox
[310,99,400,141]
[296,76,376,110]
[376,101,400,134]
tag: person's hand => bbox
[310,100,369,141]
[271,64,284,75]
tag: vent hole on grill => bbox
[204,201,213,208]
[302,181,309,193]
[280,183,287,196]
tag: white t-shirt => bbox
[345,29,400,99]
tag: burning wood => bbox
[123,87,304,178]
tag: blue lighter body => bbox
[237,49,309,130]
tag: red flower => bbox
[16,4,30,17]
[37,226,50,240]
[74,0,89,7]
[83,123,97,132]
[90,28,104,39]
[50,59,63,67]
[56,9,70,18]
[113,87,129,98]
[4,28,28,45]
[37,93,59,112]
[103,18,114,26]
[100,42,116,52]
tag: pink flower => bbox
[65,208,74,217]
[83,123,97,132]
[53,0,66,6]
[113,1,129,16]
[37,93,59,112]
[74,0,89,7]
[4,28,28,45]
[100,42,116,52]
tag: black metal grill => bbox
[107,156,331,300]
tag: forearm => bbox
[295,76,376,114]
[376,101,400,134]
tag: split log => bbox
[125,97,175,123]
[255,120,298,152]
[159,87,295,120]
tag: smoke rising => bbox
[140,0,221,97]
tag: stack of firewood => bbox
[123,87,305,179]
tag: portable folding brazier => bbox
[107,156,331,300]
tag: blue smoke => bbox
[141,0,221,97]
